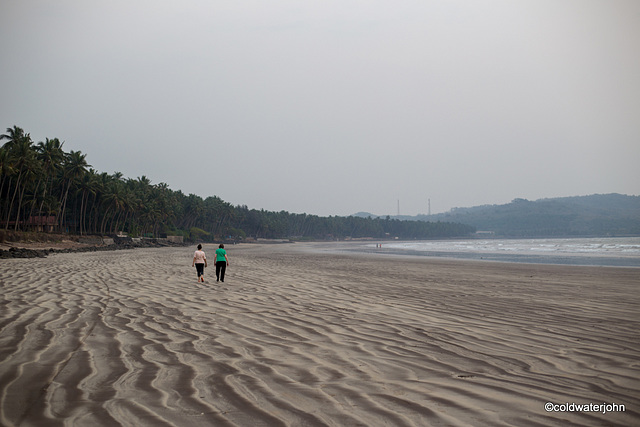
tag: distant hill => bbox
[354,194,640,237]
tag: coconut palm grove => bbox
[0,126,474,242]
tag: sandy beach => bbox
[1,243,638,426]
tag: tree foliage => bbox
[1,126,474,241]
[423,195,640,237]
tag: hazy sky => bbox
[2,1,639,216]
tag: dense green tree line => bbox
[1,126,474,241]
[424,195,640,237]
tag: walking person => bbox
[215,244,230,282]
[192,244,207,282]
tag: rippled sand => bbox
[1,243,638,426]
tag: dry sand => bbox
[0,242,638,426]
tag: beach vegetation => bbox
[189,227,210,241]
[1,125,475,241]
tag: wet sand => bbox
[1,243,638,426]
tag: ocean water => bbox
[363,237,640,267]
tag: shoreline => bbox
[348,247,640,268]
[291,240,640,268]
[2,233,639,267]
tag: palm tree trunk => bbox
[59,180,73,232]
[122,211,131,235]
[15,183,29,231]
[0,175,6,212]
[36,178,49,226]
[6,170,23,230]
[111,210,120,235]
[27,178,44,230]
[82,191,90,235]
[55,178,66,232]
[100,206,111,236]
[2,176,12,228]
[78,190,86,235]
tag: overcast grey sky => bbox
[2,1,639,216]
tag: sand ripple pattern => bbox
[1,244,639,426]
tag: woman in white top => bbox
[192,244,207,282]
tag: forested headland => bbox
[0,126,474,242]
[356,194,640,237]
[424,195,640,237]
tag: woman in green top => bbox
[215,244,230,282]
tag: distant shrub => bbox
[189,227,210,241]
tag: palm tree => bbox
[0,146,16,217]
[0,130,36,230]
[35,138,65,222]
[58,150,90,232]
[75,169,98,235]
[1,127,23,227]
[16,154,42,231]
[99,177,126,235]
[0,126,27,148]
[86,172,110,234]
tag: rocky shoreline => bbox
[0,238,186,259]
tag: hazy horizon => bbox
[2,1,639,217]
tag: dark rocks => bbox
[0,239,186,259]
[0,247,48,259]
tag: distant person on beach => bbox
[215,244,230,282]
[192,244,207,282]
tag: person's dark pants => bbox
[216,261,226,282]
[195,263,205,277]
